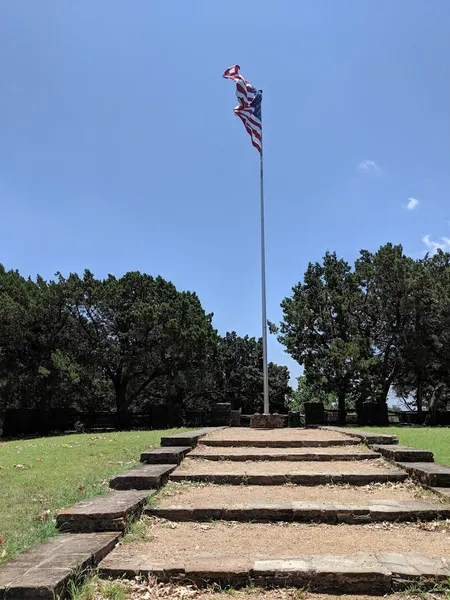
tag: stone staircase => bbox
[100,426,450,594]
[2,425,450,598]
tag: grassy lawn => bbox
[360,426,450,466]
[0,428,186,564]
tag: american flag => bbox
[222,65,262,153]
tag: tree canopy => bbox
[0,266,291,431]
[278,243,450,424]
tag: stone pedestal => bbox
[250,413,285,428]
[304,402,325,425]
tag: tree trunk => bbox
[416,375,423,421]
[374,377,391,426]
[115,382,130,430]
[38,380,51,435]
[337,389,347,425]
[425,384,444,426]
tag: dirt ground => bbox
[155,481,432,507]
[202,428,354,443]
[191,445,373,457]
[175,458,403,475]
[128,518,450,561]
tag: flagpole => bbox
[259,98,270,415]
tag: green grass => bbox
[360,426,450,466]
[65,575,129,600]
[0,428,186,564]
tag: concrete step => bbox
[160,427,225,448]
[99,548,450,593]
[146,499,450,523]
[0,532,119,600]
[189,447,380,461]
[140,446,191,464]
[56,490,155,533]
[397,462,450,487]
[371,444,434,462]
[109,464,177,490]
[200,439,360,448]
[320,426,398,445]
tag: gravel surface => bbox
[191,445,372,456]
[203,428,353,442]
[130,518,450,561]
[175,458,403,475]
[155,482,431,508]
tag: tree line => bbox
[0,266,290,429]
[277,243,450,425]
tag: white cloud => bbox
[406,197,419,210]
[357,159,380,173]
[422,234,450,255]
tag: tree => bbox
[354,244,415,423]
[61,270,213,428]
[287,375,336,412]
[394,251,450,422]
[0,266,84,423]
[279,252,365,424]
[217,332,291,414]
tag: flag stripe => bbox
[223,64,262,153]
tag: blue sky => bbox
[1,1,449,383]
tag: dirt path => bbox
[155,481,433,507]
[176,458,403,475]
[129,518,450,561]
[202,428,353,443]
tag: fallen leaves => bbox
[36,509,51,523]
[91,575,307,599]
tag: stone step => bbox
[169,458,407,486]
[397,462,450,487]
[160,427,225,448]
[371,444,434,462]
[140,446,191,465]
[188,447,380,461]
[200,439,360,448]
[320,426,398,445]
[169,471,407,485]
[146,499,450,523]
[98,549,450,593]
[0,532,119,600]
[56,490,155,533]
[432,487,450,500]
[109,464,177,490]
